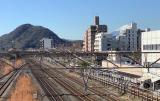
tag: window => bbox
[158,45,160,50]
[128,30,130,33]
[153,45,157,50]
[107,44,111,46]
[143,45,146,50]
[143,44,160,50]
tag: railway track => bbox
[30,59,160,101]
[0,63,26,96]
[32,68,64,101]
[36,59,121,101]
[32,60,120,101]
[50,73,94,101]
[43,60,160,101]
[45,67,120,101]
[30,62,96,101]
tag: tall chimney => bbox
[94,16,99,25]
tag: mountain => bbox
[110,31,120,37]
[0,24,81,50]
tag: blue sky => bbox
[0,0,160,40]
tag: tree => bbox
[78,61,90,68]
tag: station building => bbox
[141,30,160,67]
[141,30,160,90]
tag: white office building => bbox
[40,38,53,49]
[116,22,138,51]
[94,32,115,52]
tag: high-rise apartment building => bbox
[94,32,115,52]
[116,22,138,51]
[82,16,107,52]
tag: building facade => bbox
[40,38,53,50]
[116,22,138,51]
[82,16,107,52]
[141,30,160,90]
[141,30,160,66]
[137,29,149,51]
[94,32,115,52]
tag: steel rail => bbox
[50,68,120,101]
[36,73,63,101]
[30,62,94,101]
[40,67,95,101]
[0,63,26,96]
